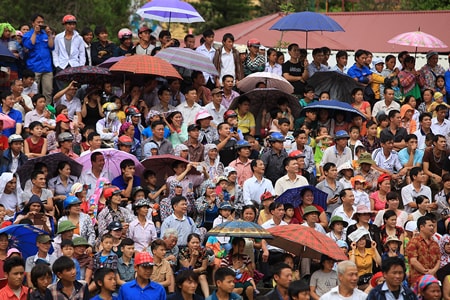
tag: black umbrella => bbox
[307,71,365,103]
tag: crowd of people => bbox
[1,10,450,300]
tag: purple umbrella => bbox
[54,66,112,84]
[98,56,125,69]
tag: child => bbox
[93,233,119,273]
[257,191,275,225]
[29,264,52,300]
[313,126,333,176]
[48,256,89,299]
[351,175,371,209]
[299,86,316,108]
[333,111,348,135]
[278,118,294,153]
[266,108,283,134]
[91,268,118,300]
[381,236,405,262]
[319,91,330,100]
[337,162,353,189]
[385,76,403,103]
[0,257,29,299]
[206,267,241,300]
[283,203,299,224]
[150,239,174,293]
[326,216,348,242]
[80,126,95,152]
[435,75,447,102]
[213,202,234,245]
[376,114,389,138]
[72,236,93,284]
[350,115,366,137]
[113,96,126,123]
[117,238,135,287]
[61,239,81,280]
[0,120,8,152]
[143,169,166,204]
[40,104,56,133]
[288,279,311,300]
[317,109,335,138]
[24,121,47,158]
[282,253,300,281]
[231,254,258,294]
[428,92,450,117]
[245,134,261,159]
[347,126,363,158]
[0,204,11,228]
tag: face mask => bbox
[108,112,117,120]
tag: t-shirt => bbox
[310,269,338,297]
[422,148,450,176]
[214,139,237,167]
[282,60,306,95]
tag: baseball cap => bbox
[107,221,123,231]
[139,26,152,34]
[187,124,200,132]
[36,234,53,244]
[211,88,223,95]
[134,251,154,266]
[56,114,70,123]
[8,134,23,144]
[58,132,74,142]
[118,135,133,146]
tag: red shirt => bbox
[0,135,8,151]
[405,234,440,285]
[0,284,29,300]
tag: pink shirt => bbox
[229,158,253,186]
[127,218,157,252]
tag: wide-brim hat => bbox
[358,152,375,165]
[329,215,348,228]
[384,235,402,248]
[302,205,320,218]
[352,205,376,220]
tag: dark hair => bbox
[242,205,257,220]
[222,74,234,82]
[151,239,166,252]
[351,87,363,97]
[319,91,330,98]
[31,93,45,105]
[433,134,446,144]
[159,30,171,39]
[237,96,250,106]
[29,121,43,131]
[214,267,236,283]
[409,166,422,181]
[378,114,389,123]
[288,279,310,296]
[183,86,196,95]
[166,111,182,125]
[336,50,348,59]
[101,233,113,242]
[250,159,261,173]
[287,43,299,52]
[269,202,283,214]
[31,170,44,181]
[184,34,194,43]
[81,27,93,37]
[191,70,203,82]
[171,160,187,170]
[366,120,377,128]
[323,162,336,173]
[187,233,201,244]
[52,256,75,275]
[151,120,165,129]
[267,48,277,57]
[270,108,282,119]
[87,131,100,142]
[436,104,448,112]
[30,264,52,287]
[276,51,284,60]
[175,269,199,291]
[120,238,134,248]
[278,118,290,126]
[61,239,74,249]
[293,129,306,138]
[418,112,432,124]
[120,159,134,171]
[381,256,406,274]
[415,195,429,206]
[354,49,366,58]
[383,210,397,222]
[380,133,394,144]
[94,25,108,36]
[388,109,400,120]
[94,268,115,289]
[283,157,296,168]
[349,126,360,133]
[398,51,409,61]
[303,85,315,94]
[386,191,399,201]
[312,48,323,56]
[405,134,417,143]
[1,91,13,100]
[403,56,415,65]
[418,215,434,230]
[272,262,292,277]
[202,29,214,38]
[222,33,234,42]
[30,14,45,22]
[143,169,156,179]
[284,203,294,211]
[157,86,170,97]
[171,196,186,209]
[3,256,25,273]
[339,188,352,199]
[90,152,103,164]
[385,55,395,64]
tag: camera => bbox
[39,25,47,31]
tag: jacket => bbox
[213,46,244,82]
[367,283,417,300]
[52,30,86,69]
[256,288,282,300]
[0,149,28,174]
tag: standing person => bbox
[22,14,54,104]
[420,51,445,91]
[47,256,89,300]
[196,29,216,90]
[128,199,157,252]
[91,25,115,66]
[221,75,240,110]
[213,33,244,88]
[132,26,154,55]
[282,43,309,96]
[0,257,29,300]
[261,132,288,185]
[243,38,265,76]
[274,156,308,195]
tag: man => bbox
[183,34,195,49]
[50,132,79,159]
[348,49,373,85]
[243,159,274,206]
[282,43,309,96]
[422,134,450,185]
[258,263,292,300]
[420,51,445,91]
[133,26,154,55]
[205,88,227,127]
[398,134,424,169]
[118,252,166,300]
[405,215,440,285]
[0,91,22,136]
[183,124,204,163]
[22,14,54,104]
[229,140,253,186]
[176,86,202,125]
[213,33,244,88]
[316,162,344,217]
[319,130,352,179]
[414,112,433,150]
[53,81,82,124]
[0,256,29,300]
[25,233,57,287]
[261,132,288,185]
[274,157,308,196]
[142,120,174,156]
[161,228,179,267]
[192,72,212,107]
[79,151,112,199]
[380,110,407,151]
[372,133,405,179]
[320,260,367,300]
[112,159,141,199]
[290,129,315,175]
[22,171,53,214]
[151,86,175,113]
[221,75,240,109]
[367,257,417,300]
[214,122,238,167]
[23,94,46,130]
[0,135,27,174]
[243,38,265,76]
[308,48,329,77]
[21,69,38,98]
[331,189,357,236]
[158,30,173,49]
[331,50,348,74]
[401,167,432,214]
[80,132,102,156]
[372,88,401,121]
[195,29,216,90]
[430,104,450,140]
[11,79,32,118]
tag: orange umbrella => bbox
[267,224,348,261]
[110,55,182,79]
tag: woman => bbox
[414,275,442,300]
[0,172,23,218]
[408,195,430,221]
[220,237,255,300]
[293,188,328,229]
[264,48,282,76]
[404,95,420,128]
[235,97,255,136]
[151,239,174,293]
[360,121,381,154]
[119,122,141,159]
[346,205,382,253]
[179,233,209,297]
[400,104,417,134]
[241,205,262,263]
[127,199,157,252]
[165,111,188,147]
[167,269,204,300]
[370,173,391,212]
[223,167,244,217]
[398,56,425,101]
[81,89,104,128]
[47,113,81,152]
[48,161,78,218]
[14,195,53,234]
[81,27,93,66]
[200,144,224,181]
[58,195,96,246]
[351,87,371,125]
[418,89,434,114]
[174,144,190,160]
[0,233,8,288]
[380,210,405,254]
[195,180,221,230]
[373,191,408,228]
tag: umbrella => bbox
[16,153,83,189]
[0,224,54,259]
[110,55,182,79]
[137,0,205,30]
[275,185,328,210]
[0,112,16,129]
[236,72,294,94]
[155,47,218,76]
[0,42,16,62]
[267,224,348,260]
[141,154,200,188]
[76,149,145,180]
[206,219,273,239]
[229,88,302,119]
[98,56,125,69]
[307,71,365,104]
[300,99,367,121]
[269,11,344,49]
[54,66,112,84]
[388,29,448,57]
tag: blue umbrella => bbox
[269,11,344,49]
[0,224,54,259]
[275,185,328,210]
[0,42,16,62]
[299,99,367,121]
[206,220,273,239]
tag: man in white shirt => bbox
[243,159,274,206]
[195,29,216,90]
[401,167,432,214]
[213,33,244,88]
[372,88,400,121]
[79,152,112,199]
[176,86,202,125]
[274,157,308,196]
[204,88,227,127]
[431,104,450,146]
[414,112,433,150]
[331,189,357,237]
[53,81,82,122]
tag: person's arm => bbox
[175,163,193,182]
[261,239,269,262]
[310,282,320,300]
[195,256,208,273]
[423,160,442,183]
[54,81,75,102]
[116,272,126,286]
[283,72,305,82]
[371,241,382,267]
[443,275,450,300]
[81,97,88,118]
[318,211,328,230]
[409,257,428,275]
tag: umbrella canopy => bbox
[155,47,218,76]
[0,42,16,62]
[388,30,447,49]
[300,99,367,121]
[0,112,16,129]
[0,224,54,259]
[76,149,144,180]
[110,55,182,79]
[141,154,200,188]
[269,11,344,49]
[137,0,205,24]
[236,72,294,94]
[307,71,365,104]
[98,56,125,69]
[229,88,302,119]
[17,153,83,189]
[267,224,348,260]
[275,185,328,210]
[206,219,273,239]
[54,66,112,84]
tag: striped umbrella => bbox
[155,47,218,76]
[206,220,273,239]
[110,55,182,79]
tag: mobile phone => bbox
[33,213,45,225]
[215,186,223,195]
[39,25,47,31]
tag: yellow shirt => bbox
[236,110,255,135]
[349,247,375,277]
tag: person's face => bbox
[271,140,284,152]
[135,264,153,280]
[126,124,135,137]
[223,38,234,51]
[36,273,52,291]
[37,241,51,253]
[427,55,439,68]
[89,136,102,150]
[92,154,105,170]
[188,236,200,250]
[304,90,315,101]
[292,291,310,300]
[243,208,255,222]
[418,198,430,211]
[6,265,25,289]
[212,93,222,105]
[102,238,113,252]
[382,140,394,152]
[274,268,293,289]
[375,63,384,73]
[437,108,448,120]
[217,275,235,294]
[353,90,364,102]
[238,101,250,114]
[286,160,299,174]
[219,123,231,136]
[313,52,324,63]
[407,138,418,151]
[180,277,198,295]
[69,203,81,215]
[435,137,447,151]
[60,164,71,177]
[342,190,355,206]
[185,90,198,103]
[422,283,442,300]
[159,90,171,103]
[325,166,338,179]
[277,54,285,65]
[152,124,165,140]
[5,177,17,193]
[73,245,87,256]
[337,55,348,67]
[61,230,74,240]
[33,174,47,189]
[350,129,359,140]
[421,116,432,129]
[238,147,250,158]
[204,35,214,46]
[272,205,285,220]
[339,265,359,290]
[12,80,24,95]
[296,133,307,146]
[379,179,391,194]
[100,271,117,292]
[64,22,76,33]
[305,212,319,223]
[98,31,108,42]
[0,236,8,250]
[121,245,135,258]
[29,203,42,213]
[83,32,93,44]
[2,95,14,108]
[22,76,34,88]
[152,245,166,260]
[305,111,317,121]
[62,245,74,257]
[174,199,188,214]
[139,30,150,42]
[32,17,44,29]
[289,46,300,59]
[391,113,401,127]
[164,235,178,250]
[336,138,348,149]
[387,198,399,209]
[268,51,277,63]
[355,54,367,66]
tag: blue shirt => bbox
[23,29,54,73]
[142,126,170,139]
[398,148,424,167]
[118,279,166,300]
[112,175,141,190]
[0,106,22,137]
[347,63,373,84]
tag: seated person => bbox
[14,195,53,234]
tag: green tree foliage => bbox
[0,0,130,43]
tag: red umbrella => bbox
[0,113,16,129]
[267,224,348,261]
[110,55,182,79]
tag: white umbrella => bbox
[236,72,294,94]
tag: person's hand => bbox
[5,209,14,216]
[186,163,194,172]
[433,175,442,183]
[191,249,199,257]
[303,59,309,68]
[351,242,357,250]
[262,250,269,262]
[122,223,129,232]
[166,254,176,262]
[68,81,77,89]
[327,196,338,205]
[124,171,133,180]
[33,24,41,33]
[85,246,93,255]
[371,240,377,249]
[26,211,36,219]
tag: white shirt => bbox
[13,94,32,118]
[204,102,227,126]
[331,65,348,74]
[265,62,282,76]
[414,128,432,150]
[196,43,216,83]
[220,47,235,82]
[372,100,400,118]
[22,82,38,96]
[176,102,202,125]
[243,175,274,205]
[52,30,86,68]
[431,117,450,137]
[261,219,288,252]
[401,183,432,214]
[301,221,326,234]
[319,145,353,168]
[331,204,356,237]
[372,148,403,174]
[79,168,112,199]
[274,174,308,196]
[54,94,81,121]
[320,286,367,300]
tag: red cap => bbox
[247,38,261,47]
[118,135,133,146]
[56,114,70,123]
[138,26,152,34]
[62,15,77,24]
[377,173,391,185]
[134,251,154,266]
[260,191,275,201]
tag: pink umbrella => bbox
[388,30,447,56]
[0,113,16,129]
